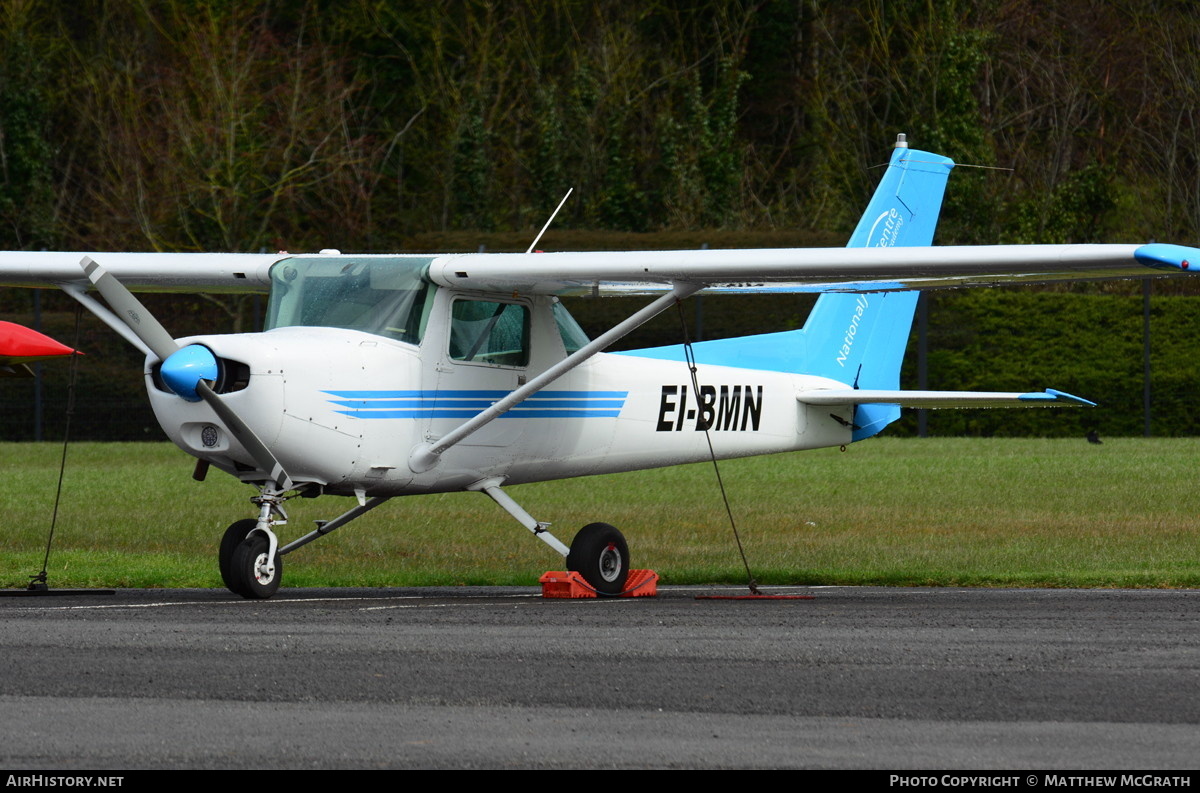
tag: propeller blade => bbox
[80,256,179,361]
[196,380,294,491]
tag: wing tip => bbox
[1135,243,1199,272]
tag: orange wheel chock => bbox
[539,569,658,599]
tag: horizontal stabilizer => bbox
[795,387,1095,409]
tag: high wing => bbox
[0,245,1194,297]
[424,242,1198,296]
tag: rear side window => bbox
[553,300,590,354]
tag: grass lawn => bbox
[2,437,1198,589]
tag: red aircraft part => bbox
[0,321,79,369]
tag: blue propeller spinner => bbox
[160,344,218,402]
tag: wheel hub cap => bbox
[599,543,622,583]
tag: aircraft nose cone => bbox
[160,344,217,402]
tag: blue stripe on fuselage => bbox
[324,389,629,419]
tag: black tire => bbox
[566,522,629,595]
[219,519,257,596]
[229,533,282,599]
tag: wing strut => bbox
[407,281,702,473]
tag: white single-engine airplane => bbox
[2,135,1198,598]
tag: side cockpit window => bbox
[449,299,530,367]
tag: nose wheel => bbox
[227,533,282,599]
[219,490,287,598]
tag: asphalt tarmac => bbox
[2,585,1199,769]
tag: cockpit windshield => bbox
[264,256,436,344]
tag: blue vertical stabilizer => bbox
[620,138,955,441]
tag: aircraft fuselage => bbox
[147,282,852,497]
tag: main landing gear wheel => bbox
[228,533,283,599]
[566,522,629,595]
[219,519,257,597]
